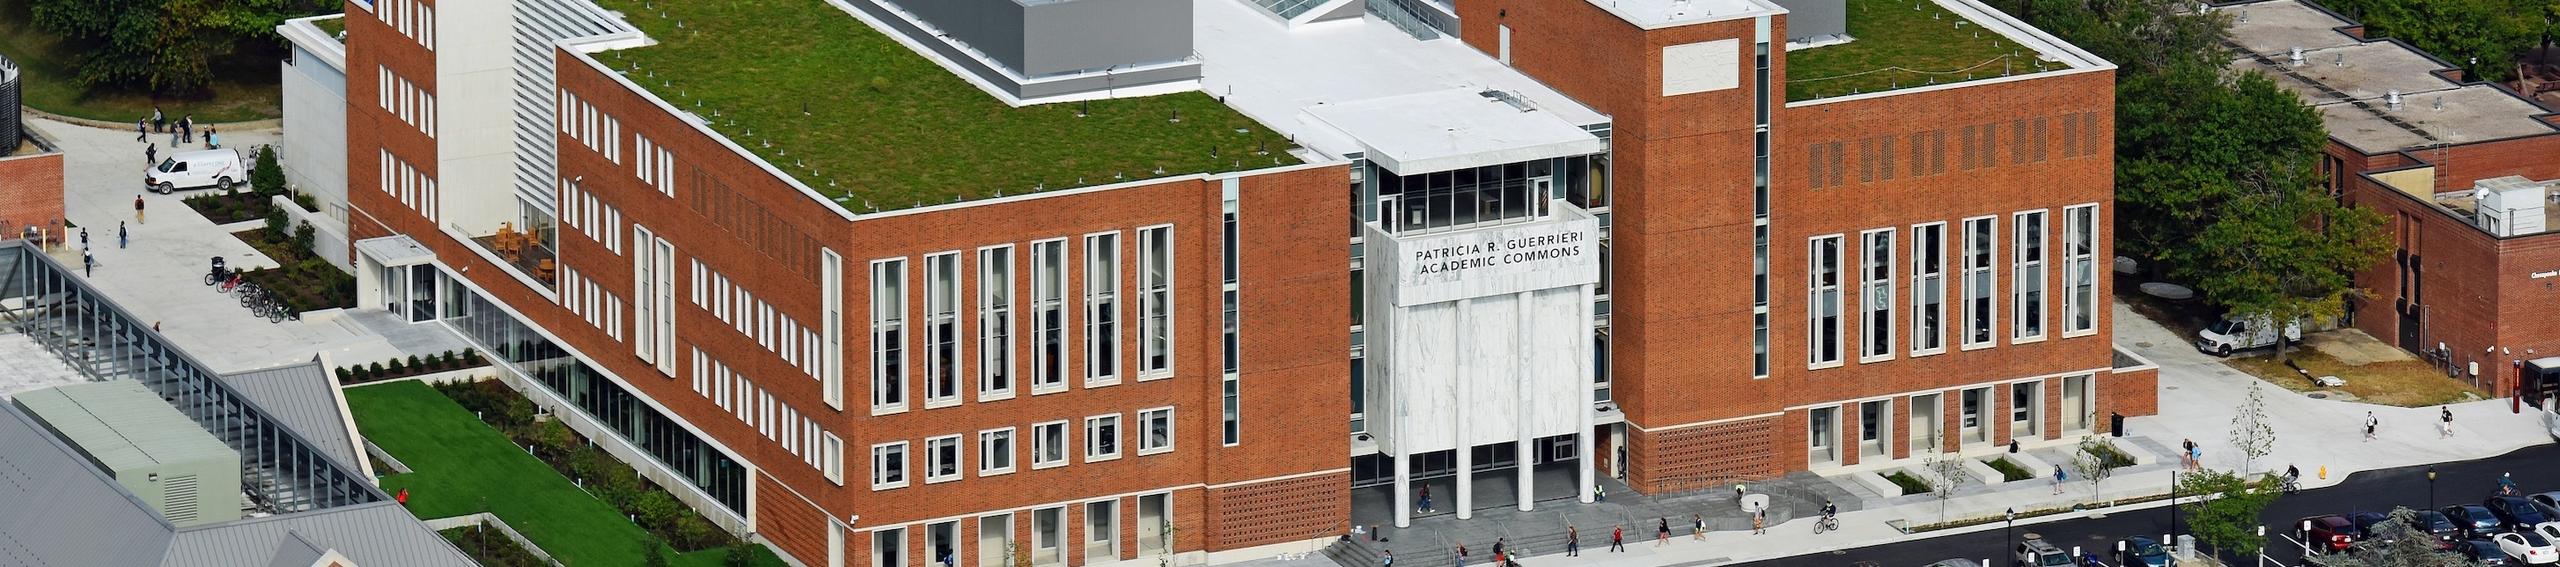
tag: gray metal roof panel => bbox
[219,361,363,471]
[163,502,476,567]
[11,381,238,471]
[261,531,327,567]
[0,406,176,567]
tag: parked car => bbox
[2461,538,2522,566]
[144,149,245,194]
[2116,536,2171,567]
[2494,531,2559,564]
[2014,535,2072,566]
[1921,560,1982,567]
[2415,510,2466,546]
[2298,515,2361,553]
[2528,491,2560,519]
[2194,315,2302,356]
[2533,522,2560,549]
[2450,505,2511,539]
[2492,496,2556,529]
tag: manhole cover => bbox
[2136,342,2154,348]
[2308,393,2328,399]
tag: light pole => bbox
[2004,508,2017,564]
[2428,466,2438,512]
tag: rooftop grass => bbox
[310,15,346,41]
[589,0,1299,211]
[346,381,783,566]
[1783,0,2037,102]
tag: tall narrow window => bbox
[1220,200,1240,445]
[871,259,908,412]
[2012,210,2047,342]
[1137,226,1173,378]
[1962,217,1997,348]
[634,225,658,361]
[823,432,844,485]
[1808,235,1843,367]
[1085,232,1121,386]
[823,249,845,410]
[926,252,961,406]
[1032,240,1067,393]
[2063,204,2098,335]
[980,245,1015,399]
[1860,229,1895,361]
[1912,222,1947,355]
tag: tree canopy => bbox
[28,0,336,94]
[2311,0,2554,83]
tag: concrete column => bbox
[1455,298,1474,520]
[1577,283,1597,504]
[1517,290,1536,511]
[1394,450,1412,528]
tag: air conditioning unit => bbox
[2474,176,2550,237]
[12,381,243,528]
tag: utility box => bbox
[2472,176,2549,237]
[13,381,242,528]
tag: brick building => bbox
[2221,0,2560,394]
[2,54,67,244]
[328,0,2156,564]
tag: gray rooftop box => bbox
[14,380,244,528]
[861,0,1200,102]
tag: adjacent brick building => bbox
[328,0,2155,564]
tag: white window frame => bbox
[1911,222,1947,356]
[823,431,844,485]
[924,252,963,408]
[1859,228,1895,363]
[2011,210,2048,344]
[1083,413,1121,463]
[979,427,1017,476]
[1136,225,1174,380]
[1807,234,1844,369]
[824,249,846,410]
[1960,216,1998,350]
[2062,204,2100,337]
[871,258,909,414]
[1030,239,1069,394]
[1084,232,1122,387]
[979,245,1016,401]
[925,435,963,484]
[634,226,658,364]
[1031,420,1069,469]
[870,441,909,490]
[1136,407,1174,456]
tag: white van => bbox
[2195,315,2303,356]
[145,149,245,194]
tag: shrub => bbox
[293,221,315,254]
[633,489,685,532]
[725,540,761,567]
[407,355,424,371]
[671,516,729,552]
[251,146,285,196]
[1884,471,1933,495]
[388,358,407,375]
[534,420,580,457]
[369,362,385,376]
[263,206,289,240]
[2084,442,2138,469]
[336,367,354,383]
[1984,457,2035,482]
[463,350,484,365]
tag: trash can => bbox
[2110,412,2125,437]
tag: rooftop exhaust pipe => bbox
[2385,90,2403,111]
[2289,47,2305,66]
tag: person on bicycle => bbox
[1821,500,1838,526]
[2501,472,2519,496]
[2285,465,2301,490]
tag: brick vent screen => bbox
[1209,473,1349,550]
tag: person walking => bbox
[117,222,127,249]
[1565,525,1580,557]
[1380,550,1393,567]
[206,127,219,150]
[136,118,149,142]
[151,106,165,133]
[2051,464,2068,494]
[180,114,194,144]
[1751,506,1766,535]
[79,227,89,250]
[1692,513,1705,540]
[1609,525,1625,552]
[2365,411,2380,441]
[146,143,157,168]
[1594,482,1607,502]
[2179,438,2196,470]
[1454,544,1466,566]
[1417,484,1433,514]
[1492,537,1506,561]
[82,249,94,277]
[135,194,147,224]
[1655,517,1669,546]
[2441,406,2456,438]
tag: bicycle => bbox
[217,271,245,293]
[1813,515,1839,534]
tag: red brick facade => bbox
[2340,130,2560,394]
[0,150,64,242]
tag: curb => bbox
[21,107,283,131]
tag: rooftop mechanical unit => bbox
[2472,176,2550,237]
[12,380,244,528]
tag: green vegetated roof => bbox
[311,15,346,41]
[589,0,1299,211]
[1784,0,2036,102]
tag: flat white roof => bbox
[1307,89,1610,175]
[1585,0,1782,29]
[1196,0,1609,171]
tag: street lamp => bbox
[2428,466,2438,511]
[2005,508,2017,561]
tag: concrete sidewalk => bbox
[1457,303,2554,567]
[31,116,463,373]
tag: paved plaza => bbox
[0,332,84,398]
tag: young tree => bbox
[2229,382,2277,476]
[1924,452,1971,524]
[2071,435,2126,503]
[642,534,672,567]
[2177,469,2279,560]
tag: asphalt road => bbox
[1742,442,2560,566]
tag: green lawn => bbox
[347,381,781,566]
[310,15,347,41]
[0,0,285,123]
[590,0,1297,211]
[1783,0,2034,101]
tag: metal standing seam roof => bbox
[11,381,237,473]
[221,361,363,472]
[0,405,175,567]
[161,501,475,567]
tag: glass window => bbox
[926,252,961,405]
[1861,229,1895,360]
[1085,233,1121,386]
[1139,226,1173,377]
[2064,205,2098,334]
[980,246,1014,398]
[875,527,907,567]
[1962,218,1997,348]
[1138,407,1174,455]
[1085,501,1118,563]
[1807,236,1842,366]
[2013,211,2047,341]
[1912,223,1946,354]
[926,435,961,483]
[1033,507,1065,567]
[1084,414,1120,461]
[1032,240,1067,392]
[928,522,960,567]
[980,428,1015,475]
[1033,421,1068,468]
[871,259,908,411]
[872,441,909,489]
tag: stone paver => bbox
[0,333,85,397]
[30,116,457,373]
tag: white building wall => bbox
[436,1,523,234]
[280,44,350,232]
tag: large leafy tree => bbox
[2176,468,2280,559]
[29,0,335,94]
[2313,0,2548,83]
